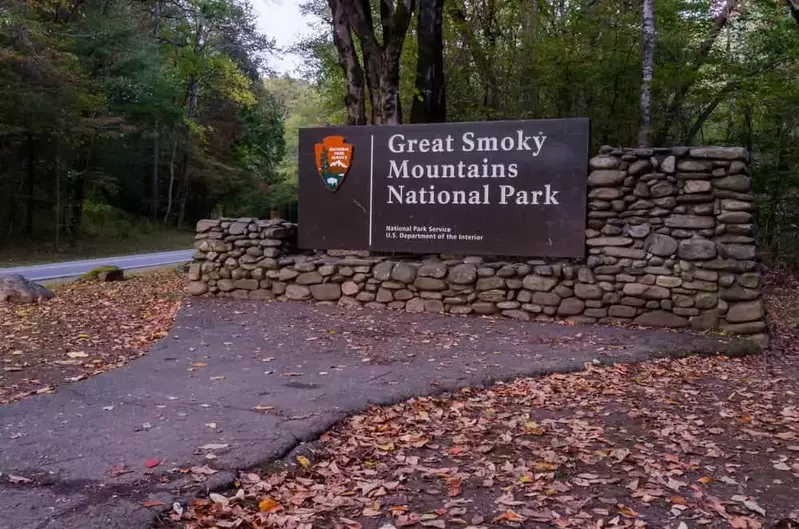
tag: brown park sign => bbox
[298,118,589,257]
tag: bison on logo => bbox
[315,136,353,192]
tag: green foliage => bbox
[299,0,799,262]
[0,0,289,247]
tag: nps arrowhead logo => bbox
[314,136,353,192]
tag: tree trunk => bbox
[70,132,95,241]
[70,173,85,242]
[519,0,539,115]
[449,2,497,119]
[164,136,178,225]
[337,0,415,125]
[24,135,35,235]
[374,54,403,124]
[328,0,367,125]
[152,131,159,221]
[411,0,445,123]
[177,155,190,229]
[55,137,61,251]
[638,0,655,147]
[788,0,799,25]
[151,0,161,221]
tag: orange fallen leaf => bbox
[670,495,688,506]
[143,500,163,508]
[698,476,713,484]
[534,461,559,471]
[619,506,638,518]
[493,510,525,523]
[258,498,281,512]
[144,458,161,468]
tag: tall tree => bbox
[327,0,416,124]
[411,0,445,123]
[638,0,655,147]
[328,0,367,124]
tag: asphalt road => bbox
[0,298,737,529]
[0,249,194,281]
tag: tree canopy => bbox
[2,0,798,261]
[0,0,289,245]
[299,0,799,261]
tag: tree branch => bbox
[380,0,393,45]
[656,0,738,144]
[327,0,366,125]
[789,0,799,25]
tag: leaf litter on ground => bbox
[161,267,799,529]
[0,269,186,403]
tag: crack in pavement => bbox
[0,298,745,529]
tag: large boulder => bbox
[0,274,54,303]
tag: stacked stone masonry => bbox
[188,146,767,348]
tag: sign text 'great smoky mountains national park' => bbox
[298,118,589,257]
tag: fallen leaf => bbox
[144,458,161,468]
[534,461,559,471]
[142,500,163,508]
[199,443,229,450]
[742,499,766,517]
[209,493,229,506]
[107,464,132,477]
[296,455,311,468]
[492,510,525,523]
[67,351,89,359]
[259,498,281,512]
[190,465,218,475]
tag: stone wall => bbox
[188,146,767,348]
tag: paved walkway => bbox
[0,298,742,529]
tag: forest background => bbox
[1,0,797,262]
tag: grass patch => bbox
[0,229,193,267]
